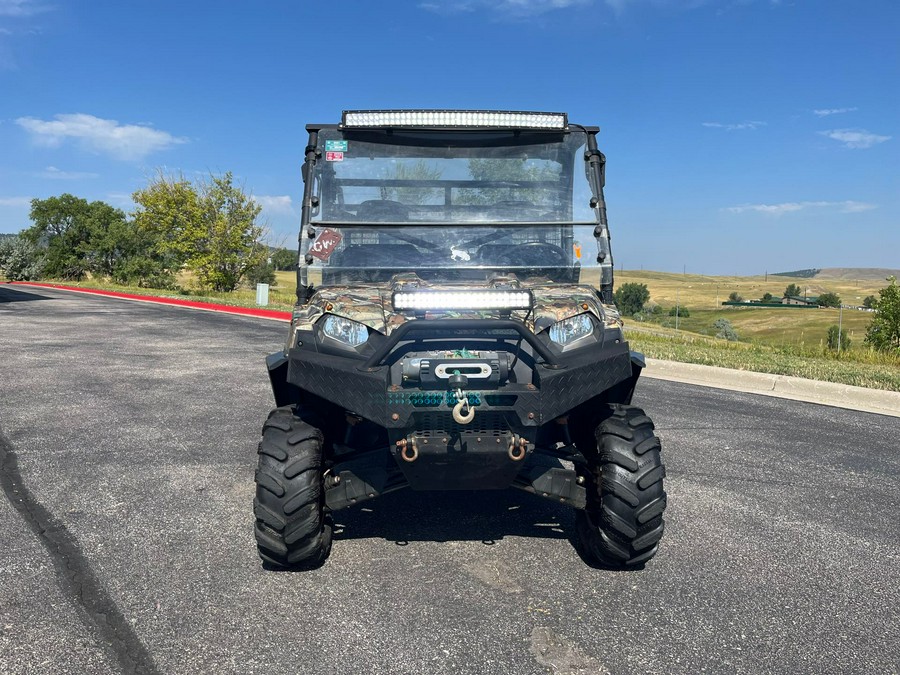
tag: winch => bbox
[399,350,508,389]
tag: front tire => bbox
[576,404,666,568]
[254,406,333,570]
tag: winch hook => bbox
[449,371,475,425]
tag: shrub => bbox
[865,277,900,354]
[0,236,45,281]
[668,306,690,317]
[614,282,650,316]
[714,318,739,341]
[826,325,851,351]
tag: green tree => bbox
[863,295,876,309]
[23,194,93,279]
[461,157,559,207]
[761,292,773,303]
[864,277,900,354]
[714,318,739,341]
[614,282,650,316]
[816,292,841,308]
[84,203,131,277]
[728,291,743,302]
[382,160,443,205]
[784,283,802,298]
[133,172,266,292]
[668,306,690,317]
[271,247,297,271]
[111,220,177,289]
[826,325,851,351]
[245,260,276,286]
[23,194,137,280]
[0,236,45,281]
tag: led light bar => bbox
[342,110,567,130]
[393,290,533,311]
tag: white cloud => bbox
[725,200,877,216]
[35,166,100,180]
[253,195,294,215]
[16,113,188,161]
[0,0,47,17]
[702,120,766,131]
[819,128,891,149]
[0,196,31,207]
[813,107,858,117]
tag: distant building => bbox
[782,295,819,306]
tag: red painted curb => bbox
[10,282,292,321]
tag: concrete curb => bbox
[642,358,900,418]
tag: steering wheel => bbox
[494,242,569,268]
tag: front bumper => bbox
[278,324,634,428]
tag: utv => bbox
[257,110,666,570]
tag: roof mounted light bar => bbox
[393,290,534,311]
[342,110,568,130]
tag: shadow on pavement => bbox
[0,286,54,303]
[332,488,576,546]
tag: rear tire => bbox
[254,405,333,570]
[576,404,666,568]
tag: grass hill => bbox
[814,268,900,281]
[615,269,889,351]
[616,270,884,310]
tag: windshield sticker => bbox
[325,151,344,162]
[325,140,348,152]
[309,228,343,261]
[450,247,471,261]
[573,242,582,259]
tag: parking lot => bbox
[2,285,899,674]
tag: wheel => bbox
[253,405,333,570]
[576,404,667,568]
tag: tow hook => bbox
[449,372,475,425]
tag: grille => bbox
[413,412,508,437]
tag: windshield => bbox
[302,128,607,286]
[312,129,594,224]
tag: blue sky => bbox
[1,0,897,275]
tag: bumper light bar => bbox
[342,110,567,130]
[393,290,533,311]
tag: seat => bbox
[355,200,410,222]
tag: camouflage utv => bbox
[257,110,666,569]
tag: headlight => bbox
[321,315,368,347]
[548,314,594,346]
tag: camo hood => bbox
[292,275,623,336]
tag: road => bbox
[1,284,899,675]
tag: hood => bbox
[292,276,623,335]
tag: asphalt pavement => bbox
[1,284,899,675]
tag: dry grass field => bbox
[616,270,886,310]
